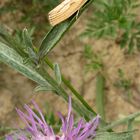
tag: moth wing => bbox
[49,0,71,14]
[48,0,86,26]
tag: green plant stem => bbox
[0,42,98,121]
[0,136,5,140]
[45,57,95,114]
[96,73,105,120]
[102,112,140,131]
[0,127,16,131]
[36,67,96,121]
[127,118,134,140]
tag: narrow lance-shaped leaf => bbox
[0,41,49,86]
[34,85,55,92]
[22,28,33,49]
[102,111,140,131]
[0,25,27,57]
[45,57,97,116]
[38,0,94,60]
[127,118,134,140]
[94,131,135,140]
[54,63,62,85]
[22,28,37,62]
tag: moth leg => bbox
[76,10,80,19]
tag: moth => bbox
[48,0,87,26]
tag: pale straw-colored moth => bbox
[48,0,87,26]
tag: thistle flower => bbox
[6,97,100,140]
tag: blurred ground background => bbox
[0,0,140,139]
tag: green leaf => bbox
[54,63,61,85]
[136,36,140,50]
[22,28,37,62]
[0,137,5,140]
[120,32,129,48]
[45,57,97,116]
[128,37,134,53]
[127,119,134,140]
[0,41,49,86]
[22,28,33,49]
[34,85,55,92]
[38,0,94,59]
[102,111,140,131]
[0,25,27,57]
[96,73,105,121]
[94,131,134,140]
[0,41,98,121]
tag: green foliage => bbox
[0,25,38,65]
[83,0,140,53]
[44,104,61,133]
[33,103,61,133]
[38,0,94,59]
[114,69,133,100]
[0,0,140,139]
[54,63,62,85]
[84,45,103,72]
[96,74,105,121]
[84,45,105,121]
[94,131,134,140]
[0,18,97,119]
[115,69,132,90]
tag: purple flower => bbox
[6,97,100,140]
